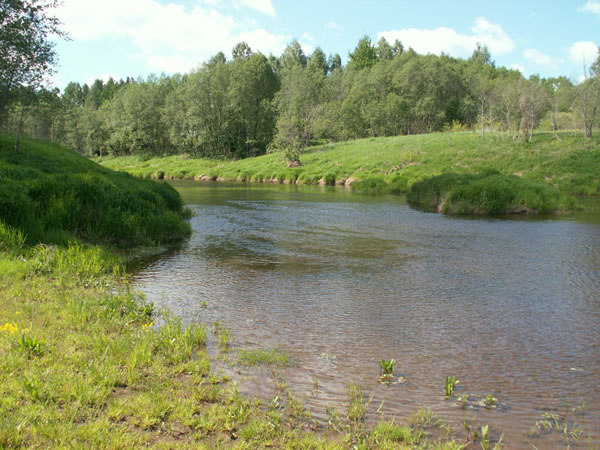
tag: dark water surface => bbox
[135,181,600,447]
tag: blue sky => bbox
[51,0,600,90]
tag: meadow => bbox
[98,131,600,195]
[98,131,599,214]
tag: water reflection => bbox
[135,181,600,447]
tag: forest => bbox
[2,36,599,162]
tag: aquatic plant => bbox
[457,394,470,409]
[444,375,459,399]
[379,358,395,376]
[347,383,369,423]
[378,358,396,383]
[477,393,498,409]
[238,347,290,367]
[528,410,583,442]
[480,424,489,450]
[216,326,230,351]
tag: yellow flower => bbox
[141,322,154,332]
[1,322,19,335]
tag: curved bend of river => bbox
[133,181,600,448]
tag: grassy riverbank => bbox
[407,170,577,215]
[1,135,472,448]
[98,131,600,198]
[0,135,191,247]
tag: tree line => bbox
[2,35,599,161]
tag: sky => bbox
[50,0,600,90]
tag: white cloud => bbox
[509,63,525,73]
[378,17,514,58]
[238,0,275,17]
[523,48,557,67]
[301,33,315,43]
[56,0,287,73]
[324,21,343,38]
[579,0,600,19]
[567,41,599,67]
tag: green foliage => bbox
[348,35,377,70]
[0,0,65,123]
[6,33,600,161]
[153,318,206,365]
[0,134,190,246]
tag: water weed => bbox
[444,376,459,399]
[378,358,396,383]
[479,394,498,409]
[348,383,371,424]
[238,347,290,367]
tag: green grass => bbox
[0,133,472,448]
[0,243,468,448]
[407,170,577,215]
[238,347,291,367]
[98,131,600,197]
[1,134,191,247]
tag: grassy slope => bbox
[98,131,600,196]
[0,135,191,246]
[0,136,467,448]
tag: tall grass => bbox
[407,170,577,215]
[0,135,190,246]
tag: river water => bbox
[134,181,600,448]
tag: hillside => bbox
[0,134,190,247]
[98,131,600,197]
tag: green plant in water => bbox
[238,347,290,367]
[457,394,470,409]
[326,405,342,431]
[379,358,395,379]
[480,425,489,450]
[217,327,230,351]
[478,393,498,409]
[347,383,370,424]
[529,411,583,442]
[444,375,459,399]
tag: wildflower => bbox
[142,322,154,332]
[1,323,19,335]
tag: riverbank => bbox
[0,135,191,247]
[98,131,600,197]
[0,135,471,448]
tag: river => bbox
[133,181,600,448]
